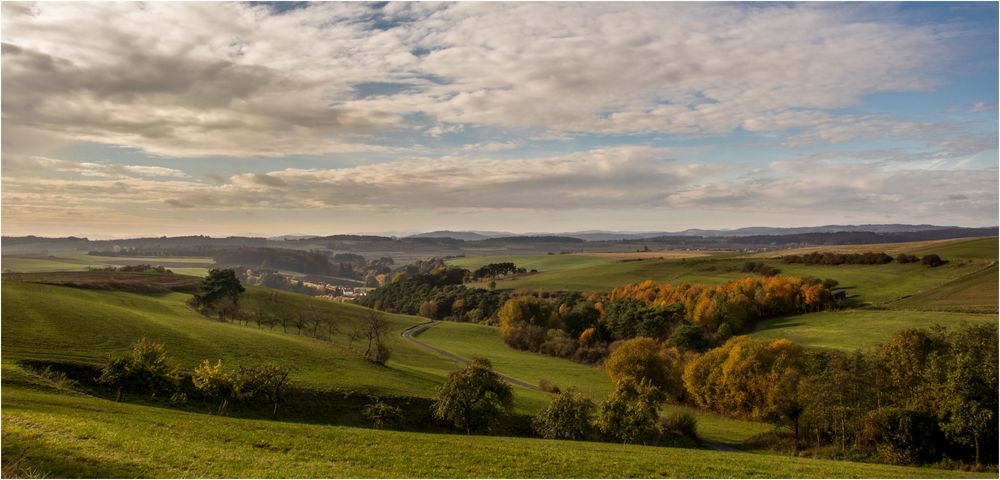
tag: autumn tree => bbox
[499,296,560,350]
[192,359,242,415]
[605,337,674,396]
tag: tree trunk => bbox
[793,416,800,453]
[975,436,981,466]
[272,402,279,419]
[116,386,124,402]
[218,398,229,416]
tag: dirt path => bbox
[399,320,539,390]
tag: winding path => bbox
[399,320,538,390]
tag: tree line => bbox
[781,251,946,267]
[680,323,997,466]
[497,276,839,364]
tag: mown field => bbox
[3,385,986,479]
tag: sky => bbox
[2,1,998,238]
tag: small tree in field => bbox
[533,388,595,440]
[351,311,392,365]
[433,358,513,433]
[239,363,291,419]
[99,338,178,402]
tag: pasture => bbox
[3,385,985,479]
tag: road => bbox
[399,320,539,390]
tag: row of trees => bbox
[98,339,291,418]
[191,269,392,365]
[470,262,526,280]
[781,251,946,267]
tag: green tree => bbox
[937,324,998,465]
[98,338,178,402]
[194,269,245,321]
[532,388,595,440]
[432,358,513,433]
[594,378,663,444]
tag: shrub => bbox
[538,379,560,393]
[661,411,698,439]
[363,399,404,429]
[98,338,178,402]
[533,388,595,440]
[921,254,945,267]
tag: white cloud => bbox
[2,2,954,157]
[461,141,520,152]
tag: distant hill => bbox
[408,230,512,241]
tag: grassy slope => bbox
[415,321,772,445]
[456,237,997,296]
[1,280,456,398]
[749,310,997,351]
[3,386,984,479]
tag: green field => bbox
[2,253,213,276]
[749,309,998,351]
[451,238,998,307]
[3,385,985,479]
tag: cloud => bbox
[461,141,520,152]
[165,199,194,208]
[2,2,956,157]
[970,102,999,113]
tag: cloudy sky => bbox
[2,2,997,237]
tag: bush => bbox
[594,379,664,444]
[533,388,595,440]
[432,358,513,433]
[363,399,404,429]
[538,379,560,393]
[921,254,945,267]
[98,338,178,402]
[661,411,698,439]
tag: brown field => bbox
[572,250,719,260]
[748,237,991,259]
